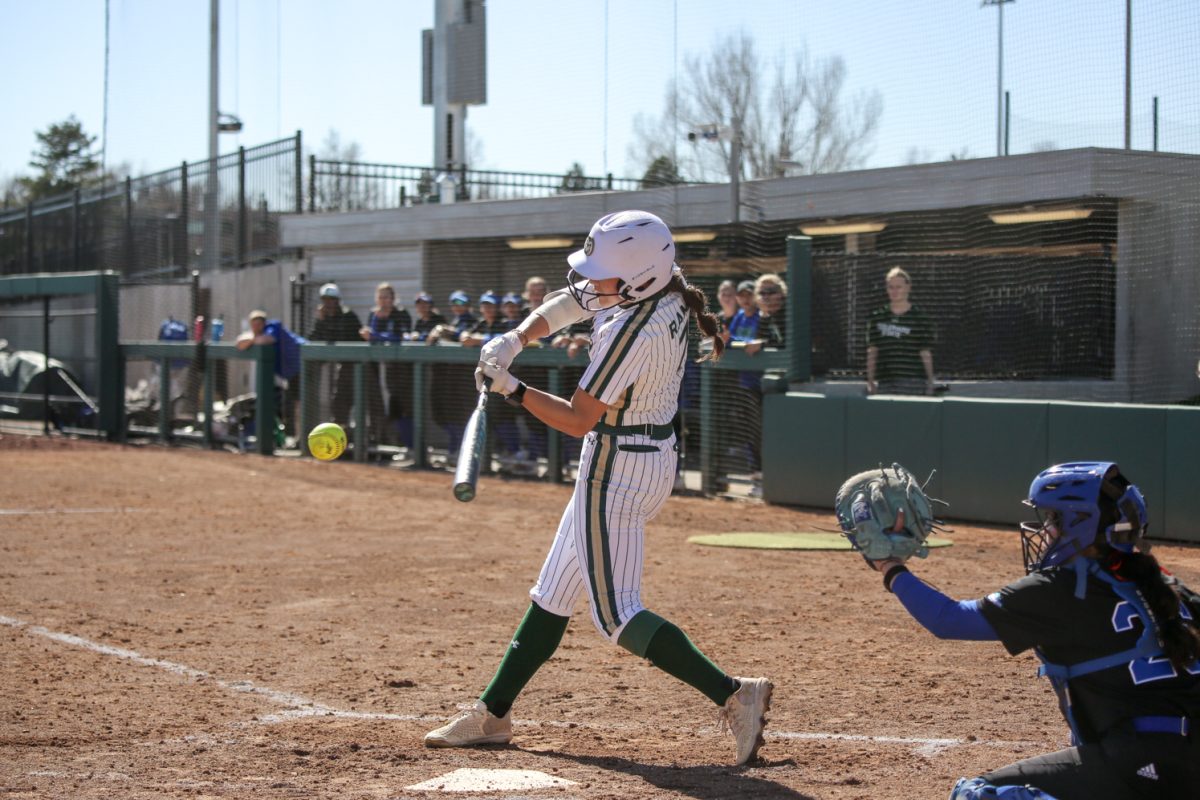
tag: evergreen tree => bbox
[641,156,684,188]
[20,116,103,200]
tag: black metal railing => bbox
[308,158,696,212]
[0,134,304,278]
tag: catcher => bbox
[836,462,1200,799]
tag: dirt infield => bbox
[3,436,1198,799]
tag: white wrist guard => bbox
[529,289,593,336]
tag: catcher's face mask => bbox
[1019,508,1064,574]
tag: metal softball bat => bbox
[452,388,490,502]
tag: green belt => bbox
[592,421,675,440]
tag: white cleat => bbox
[718,677,773,765]
[424,700,513,748]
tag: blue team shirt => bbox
[262,320,303,380]
[727,309,762,390]
[365,308,412,343]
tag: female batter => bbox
[423,210,773,765]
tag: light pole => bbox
[1124,0,1132,149]
[687,122,743,223]
[206,0,219,270]
[981,0,1014,157]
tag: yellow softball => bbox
[307,422,347,461]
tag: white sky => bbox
[2,0,1197,185]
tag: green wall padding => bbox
[762,393,845,506]
[1163,408,1200,542]
[1047,402,1167,538]
[844,396,943,499]
[941,398,1049,524]
[762,392,1200,543]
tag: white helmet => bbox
[567,210,676,309]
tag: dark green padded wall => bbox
[1046,402,1167,538]
[762,393,845,507]
[1165,408,1200,540]
[941,398,1049,524]
[844,396,943,499]
[762,393,1200,543]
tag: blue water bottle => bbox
[211,315,225,342]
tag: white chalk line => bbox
[1,614,1037,755]
[0,507,151,515]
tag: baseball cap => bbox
[414,292,433,303]
[449,290,469,305]
[736,280,756,294]
[319,282,341,299]
[248,309,267,321]
[479,291,500,306]
[501,293,522,306]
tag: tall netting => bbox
[283,2,1198,493]
[5,3,1199,496]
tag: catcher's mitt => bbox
[835,463,941,562]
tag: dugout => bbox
[279,147,1200,520]
[282,147,1200,407]
[0,272,121,438]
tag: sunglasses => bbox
[757,288,781,296]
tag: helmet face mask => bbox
[1019,508,1067,574]
[566,268,626,312]
[565,210,676,310]
[1018,462,1148,573]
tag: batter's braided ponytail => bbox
[1104,550,1200,672]
[668,273,724,362]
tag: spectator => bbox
[428,290,475,344]
[409,292,446,342]
[463,292,520,458]
[500,293,524,330]
[521,276,548,318]
[449,291,476,335]
[235,309,304,441]
[156,316,190,414]
[729,281,762,350]
[725,280,767,495]
[865,266,936,396]
[460,292,508,347]
[518,278,553,473]
[310,282,363,428]
[359,282,412,344]
[755,274,788,349]
[359,282,412,447]
[405,292,448,462]
[716,279,738,344]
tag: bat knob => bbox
[453,482,476,503]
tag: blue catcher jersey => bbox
[980,567,1200,743]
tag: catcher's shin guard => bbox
[949,777,1061,800]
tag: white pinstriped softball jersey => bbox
[529,291,689,641]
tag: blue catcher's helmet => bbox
[1019,462,1148,573]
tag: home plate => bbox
[405,768,577,793]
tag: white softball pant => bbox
[529,431,676,643]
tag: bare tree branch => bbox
[631,32,881,181]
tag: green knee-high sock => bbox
[479,603,569,718]
[631,615,739,706]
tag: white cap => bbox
[319,282,341,299]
